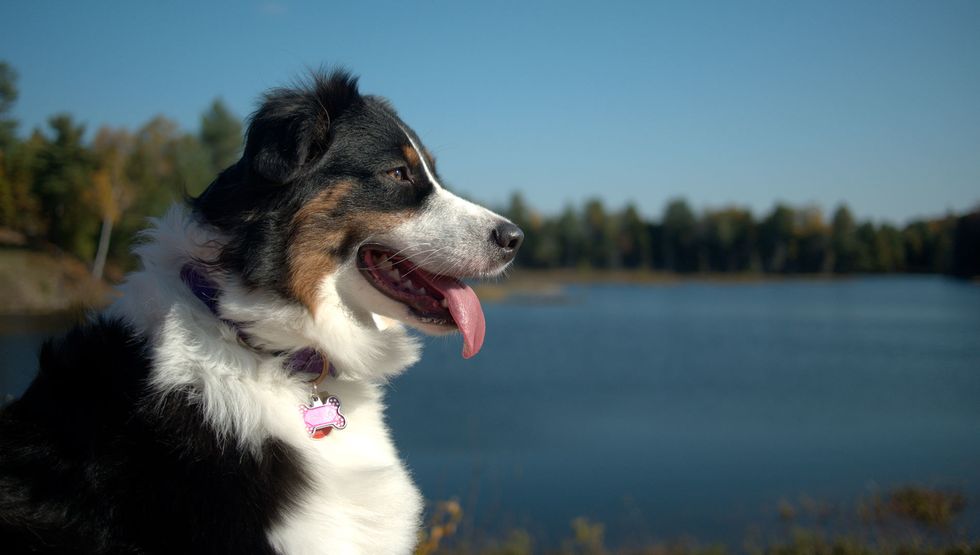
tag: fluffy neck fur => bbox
[105,204,422,442]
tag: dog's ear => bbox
[243,71,361,183]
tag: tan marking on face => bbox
[288,182,351,308]
[288,181,417,310]
[401,144,420,168]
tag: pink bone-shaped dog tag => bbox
[299,395,347,438]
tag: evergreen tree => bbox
[173,133,214,197]
[930,215,957,273]
[831,204,859,273]
[0,62,42,236]
[33,115,98,258]
[533,218,562,268]
[703,207,757,272]
[556,204,585,267]
[874,224,905,272]
[759,204,795,272]
[200,98,242,175]
[950,209,980,278]
[583,198,618,269]
[506,192,541,267]
[0,61,17,152]
[662,198,697,272]
[0,61,19,227]
[4,132,43,235]
[126,116,183,216]
[794,205,830,273]
[854,222,878,271]
[618,203,650,268]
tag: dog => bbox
[0,70,523,554]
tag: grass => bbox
[862,487,967,529]
[415,486,977,555]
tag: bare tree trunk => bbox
[92,215,113,280]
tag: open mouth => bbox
[356,245,486,358]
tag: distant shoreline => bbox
[472,268,968,302]
[0,245,971,316]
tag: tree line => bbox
[0,61,242,278]
[1,60,977,279]
[504,193,979,277]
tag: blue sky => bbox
[1,0,978,223]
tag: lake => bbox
[2,276,979,547]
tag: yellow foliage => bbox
[89,126,135,223]
[89,167,118,221]
[566,516,608,555]
[416,499,464,555]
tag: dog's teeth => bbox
[440,299,448,308]
[418,287,428,296]
[380,259,393,271]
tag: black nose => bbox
[491,222,524,256]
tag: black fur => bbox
[193,70,439,300]
[0,319,309,553]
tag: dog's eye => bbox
[386,167,412,183]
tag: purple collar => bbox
[180,263,336,381]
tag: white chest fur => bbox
[132,307,422,554]
[123,299,424,554]
[266,378,423,555]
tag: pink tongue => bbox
[429,277,486,359]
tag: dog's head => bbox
[192,71,522,368]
